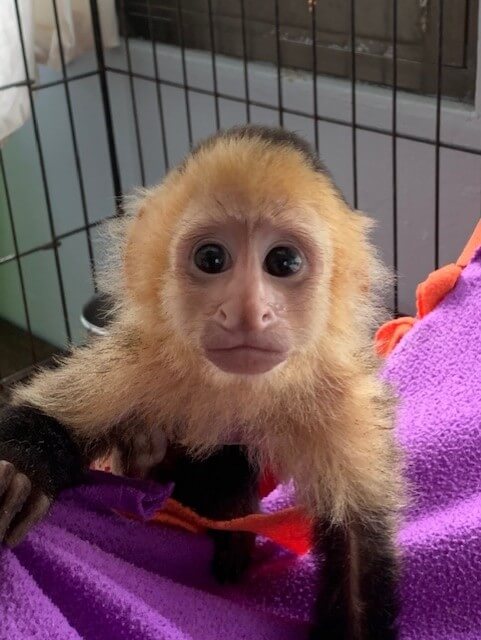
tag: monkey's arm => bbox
[0,331,145,547]
[0,405,85,546]
[149,445,260,583]
[311,512,399,640]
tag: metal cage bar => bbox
[120,0,147,186]
[310,2,320,154]
[146,0,170,171]
[206,0,221,130]
[176,0,194,147]
[350,0,358,209]
[274,0,284,127]
[89,0,123,212]
[392,0,399,315]
[0,71,98,95]
[240,0,251,124]
[434,0,445,270]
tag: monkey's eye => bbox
[264,246,303,277]
[194,243,230,274]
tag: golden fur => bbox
[14,133,401,525]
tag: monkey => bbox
[0,124,402,639]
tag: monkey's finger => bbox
[4,491,51,548]
[0,461,15,498]
[0,472,32,541]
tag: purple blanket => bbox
[2,249,481,640]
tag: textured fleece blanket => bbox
[1,249,481,640]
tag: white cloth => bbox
[0,0,34,144]
[34,0,119,69]
[0,0,119,142]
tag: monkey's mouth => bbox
[205,345,288,375]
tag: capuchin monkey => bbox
[0,125,402,639]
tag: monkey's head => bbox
[121,126,385,385]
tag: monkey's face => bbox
[174,212,326,376]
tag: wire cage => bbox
[0,0,480,398]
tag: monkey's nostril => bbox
[261,309,275,325]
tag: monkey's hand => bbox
[112,428,168,479]
[0,404,85,548]
[0,461,51,547]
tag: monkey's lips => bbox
[204,344,288,375]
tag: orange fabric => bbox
[99,463,312,554]
[375,219,481,357]
[415,264,462,318]
[375,317,416,358]
[143,499,313,555]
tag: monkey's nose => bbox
[216,299,276,332]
